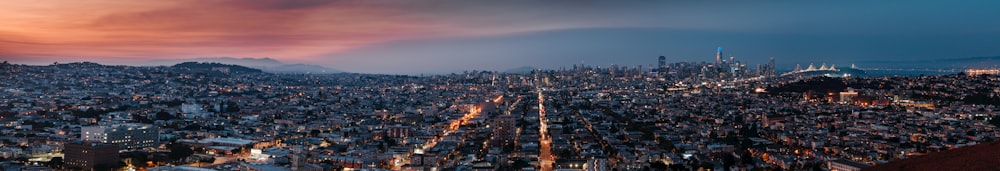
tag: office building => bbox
[64,141,119,171]
[767,57,776,76]
[491,115,517,147]
[840,88,859,104]
[715,47,723,64]
[81,123,160,151]
[657,56,666,72]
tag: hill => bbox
[150,57,342,73]
[171,62,262,73]
[864,141,1000,171]
[150,57,284,68]
[768,76,848,94]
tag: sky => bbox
[1,0,999,74]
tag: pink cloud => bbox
[0,0,450,63]
[0,0,677,65]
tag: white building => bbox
[81,123,160,151]
[840,88,859,104]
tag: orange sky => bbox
[0,0,455,63]
[0,0,672,69]
[4,1,997,74]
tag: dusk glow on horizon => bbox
[2,0,1000,74]
[3,3,1000,170]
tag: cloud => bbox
[1,0,653,64]
[2,0,999,73]
[237,0,340,10]
[0,1,777,64]
[0,0,448,62]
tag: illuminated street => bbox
[3,0,1000,170]
[424,104,485,151]
[537,82,554,171]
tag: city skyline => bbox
[2,60,998,171]
[3,0,1000,74]
[3,1,1000,170]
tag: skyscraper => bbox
[767,57,776,76]
[756,64,764,77]
[657,56,666,73]
[716,47,723,64]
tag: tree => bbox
[155,111,174,120]
[151,152,172,165]
[199,157,216,163]
[183,124,202,131]
[14,156,29,162]
[511,159,530,170]
[386,138,398,147]
[77,108,101,118]
[168,144,195,162]
[47,157,64,169]
[133,113,154,123]
[988,117,1000,128]
[226,104,240,113]
[310,130,321,137]
[650,161,668,170]
[124,152,149,167]
[723,153,736,168]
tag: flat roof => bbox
[205,137,254,145]
[174,166,220,171]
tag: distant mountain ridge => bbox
[148,57,342,73]
[171,62,262,73]
[266,64,342,74]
